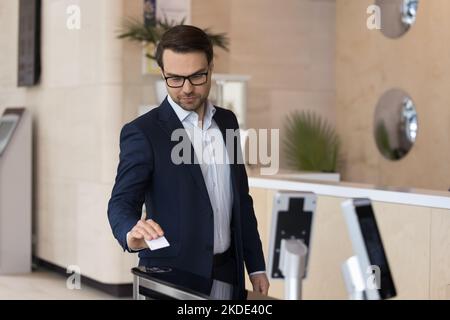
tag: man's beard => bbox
[177,94,207,112]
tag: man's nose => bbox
[182,79,194,93]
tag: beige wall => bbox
[336,0,450,191]
[0,0,136,283]
[193,0,336,168]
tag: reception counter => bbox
[246,171,450,300]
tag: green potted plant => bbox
[117,16,229,60]
[283,110,340,180]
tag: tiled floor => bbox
[0,268,125,300]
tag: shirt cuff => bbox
[126,231,147,252]
[249,271,266,276]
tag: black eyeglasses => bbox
[163,71,209,88]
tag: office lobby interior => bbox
[1,0,449,300]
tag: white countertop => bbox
[248,171,450,210]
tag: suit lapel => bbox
[213,108,240,216]
[157,99,212,206]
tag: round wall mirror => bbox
[374,88,418,160]
[375,0,419,38]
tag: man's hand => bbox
[128,219,164,251]
[249,273,270,296]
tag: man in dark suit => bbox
[108,25,269,295]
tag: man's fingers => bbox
[261,281,269,295]
[257,283,268,295]
[130,229,144,240]
[251,275,270,296]
[131,226,148,240]
[134,225,156,240]
[146,219,164,237]
[262,285,269,296]
[137,220,160,239]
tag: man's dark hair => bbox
[155,25,213,70]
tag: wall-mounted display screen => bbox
[18,0,41,86]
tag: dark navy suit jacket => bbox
[108,98,265,288]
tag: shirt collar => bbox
[167,95,216,129]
